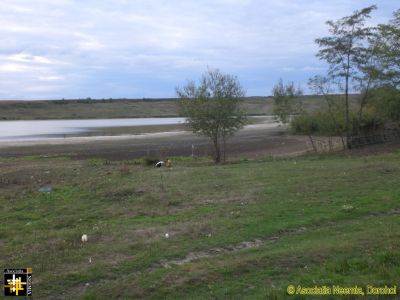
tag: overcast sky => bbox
[0,0,397,100]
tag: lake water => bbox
[0,118,186,141]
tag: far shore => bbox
[0,95,360,120]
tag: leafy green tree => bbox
[176,68,247,163]
[367,9,400,126]
[370,86,400,123]
[373,9,400,87]
[315,5,377,147]
[272,79,303,124]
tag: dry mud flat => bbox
[0,124,310,160]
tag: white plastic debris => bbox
[81,234,88,243]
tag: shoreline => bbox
[0,123,281,149]
[0,122,301,161]
[0,131,187,148]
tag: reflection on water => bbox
[0,118,186,141]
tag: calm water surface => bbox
[0,118,186,141]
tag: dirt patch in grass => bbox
[161,227,307,268]
[160,208,400,269]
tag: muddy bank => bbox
[0,126,310,160]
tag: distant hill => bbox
[0,95,359,120]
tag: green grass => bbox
[0,150,399,299]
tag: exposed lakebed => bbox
[0,116,277,142]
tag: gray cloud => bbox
[0,0,397,99]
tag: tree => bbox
[272,79,303,125]
[176,68,247,163]
[308,75,346,148]
[373,9,400,87]
[366,9,400,126]
[370,86,400,124]
[315,5,377,147]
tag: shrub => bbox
[291,111,383,136]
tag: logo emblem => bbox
[4,268,32,297]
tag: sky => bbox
[0,0,397,100]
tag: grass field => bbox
[0,95,360,120]
[1,150,399,299]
